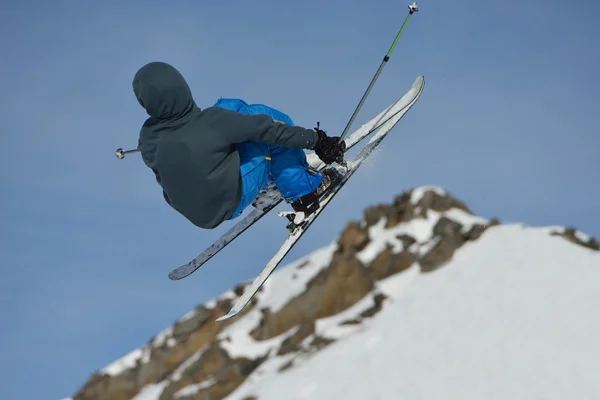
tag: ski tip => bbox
[215,310,238,322]
[413,75,424,88]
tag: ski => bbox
[215,76,425,322]
[167,76,425,281]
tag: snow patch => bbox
[357,207,490,265]
[410,185,447,204]
[376,263,420,299]
[174,378,216,399]
[357,211,438,265]
[574,229,591,243]
[204,289,237,310]
[217,307,294,359]
[443,208,489,232]
[151,326,173,348]
[178,309,198,322]
[417,234,440,256]
[101,348,144,376]
[131,382,168,400]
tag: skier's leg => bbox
[268,146,324,202]
[222,100,325,202]
[213,97,325,207]
[228,141,271,220]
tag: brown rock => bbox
[364,204,395,227]
[277,322,316,355]
[396,234,417,249]
[419,217,466,273]
[359,293,388,319]
[489,217,501,226]
[307,335,336,351]
[278,359,294,372]
[433,216,463,238]
[362,192,416,229]
[73,371,139,400]
[338,221,370,254]
[339,292,388,325]
[251,252,374,340]
[386,192,416,227]
[414,189,472,214]
[160,341,267,400]
[464,224,487,241]
[419,235,465,273]
[369,245,416,281]
[171,306,213,340]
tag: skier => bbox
[133,61,346,229]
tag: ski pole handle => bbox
[115,147,140,159]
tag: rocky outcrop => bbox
[363,191,415,228]
[420,217,500,273]
[413,188,471,215]
[369,245,416,280]
[69,187,510,400]
[159,341,266,400]
[337,221,370,254]
[551,227,599,251]
[250,251,374,341]
[72,297,242,400]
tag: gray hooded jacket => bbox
[133,62,319,229]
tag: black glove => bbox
[313,123,346,165]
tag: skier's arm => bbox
[207,107,319,149]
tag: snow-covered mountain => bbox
[67,186,600,400]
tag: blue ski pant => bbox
[213,98,324,219]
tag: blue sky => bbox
[1,0,598,398]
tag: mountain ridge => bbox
[65,185,600,400]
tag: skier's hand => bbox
[313,127,346,165]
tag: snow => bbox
[228,224,600,399]
[217,307,294,359]
[410,185,447,204]
[151,326,173,348]
[443,207,489,231]
[91,184,600,400]
[204,289,237,310]
[101,348,144,376]
[356,215,432,264]
[131,383,168,400]
[174,378,216,398]
[574,229,591,243]
[356,206,488,265]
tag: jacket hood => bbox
[133,61,195,119]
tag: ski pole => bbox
[338,2,419,143]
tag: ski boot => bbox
[283,167,345,233]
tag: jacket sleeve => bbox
[206,107,319,149]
